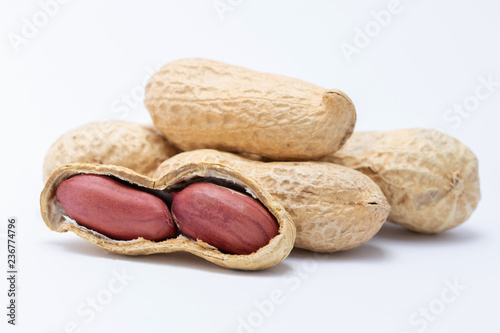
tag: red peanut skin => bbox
[56,174,176,241]
[171,182,279,255]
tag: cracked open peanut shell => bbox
[40,162,295,270]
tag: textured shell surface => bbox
[156,149,390,252]
[43,121,178,182]
[144,58,356,160]
[321,129,481,233]
[40,163,296,270]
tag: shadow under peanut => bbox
[43,237,294,277]
[374,222,481,245]
[288,243,387,263]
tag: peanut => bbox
[321,129,481,233]
[43,120,178,182]
[156,149,390,253]
[56,174,176,241]
[171,182,279,255]
[145,58,356,160]
[41,163,295,270]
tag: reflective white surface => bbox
[1,1,498,332]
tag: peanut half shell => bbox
[156,149,390,252]
[145,58,356,160]
[40,163,296,270]
[322,129,481,233]
[43,121,178,182]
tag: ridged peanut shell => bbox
[40,163,295,270]
[321,129,481,233]
[43,121,178,182]
[156,149,390,252]
[144,58,356,160]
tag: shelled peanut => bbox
[321,129,481,233]
[172,182,278,255]
[145,58,356,160]
[156,149,391,253]
[41,162,295,270]
[43,120,178,182]
[56,174,177,241]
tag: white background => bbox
[1,1,499,332]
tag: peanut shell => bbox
[43,121,178,182]
[156,149,390,252]
[321,129,481,233]
[144,58,356,160]
[40,163,295,270]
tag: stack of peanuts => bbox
[40,59,481,270]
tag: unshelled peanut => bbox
[145,58,356,160]
[321,129,481,233]
[43,120,178,182]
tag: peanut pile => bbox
[40,59,481,270]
